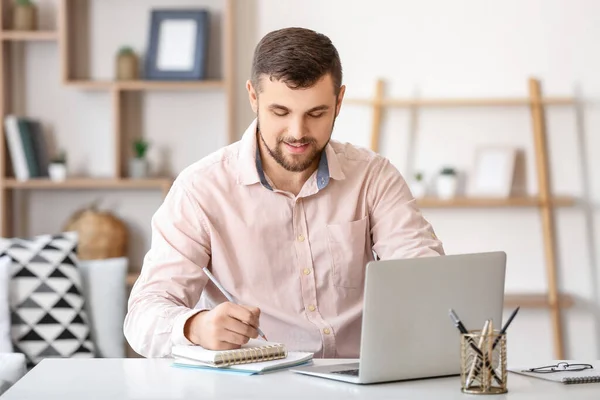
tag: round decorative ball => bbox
[64,205,128,260]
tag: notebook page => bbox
[171,339,282,364]
[173,351,314,372]
[509,362,600,383]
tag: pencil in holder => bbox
[460,329,507,394]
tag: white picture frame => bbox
[145,9,209,80]
[467,147,517,198]
[156,19,198,71]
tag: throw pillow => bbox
[0,232,96,368]
[0,353,27,396]
[0,256,13,353]
[78,257,128,358]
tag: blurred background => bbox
[0,0,598,364]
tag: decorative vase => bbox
[13,4,37,31]
[63,203,128,260]
[410,180,427,198]
[129,158,148,179]
[436,174,458,199]
[116,52,139,80]
[48,163,67,182]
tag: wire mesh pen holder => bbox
[460,330,508,394]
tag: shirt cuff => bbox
[171,308,206,347]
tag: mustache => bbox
[278,137,316,145]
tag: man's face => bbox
[247,74,345,172]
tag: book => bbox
[26,120,50,177]
[171,339,313,373]
[17,119,40,178]
[4,115,29,181]
[509,362,600,384]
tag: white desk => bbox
[2,358,599,399]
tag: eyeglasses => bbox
[525,362,593,374]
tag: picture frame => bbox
[145,9,209,80]
[467,147,517,198]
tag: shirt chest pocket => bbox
[326,216,369,289]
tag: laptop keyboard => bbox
[331,368,360,376]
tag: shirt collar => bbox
[237,119,346,190]
[237,119,262,186]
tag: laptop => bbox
[290,251,506,384]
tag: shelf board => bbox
[1,30,58,41]
[3,177,172,190]
[504,293,574,309]
[344,97,575,107]
[65,80,225,91]
[127,272,139,286]
[416,196,575,208]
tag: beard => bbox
[257,113,336,173]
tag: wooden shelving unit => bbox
[4,177,172,194]
[349,78,576,359]
[126,272,139,287]
[504,293,574,309]
[344,97,574,108]
[64,79,226,91]
[416,196,575,208]
[0,30,58,41]
[0,1,235,250]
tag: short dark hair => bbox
[251,27,343,96]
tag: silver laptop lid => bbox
[358,252,506,383]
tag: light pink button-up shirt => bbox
[124,119,444,359]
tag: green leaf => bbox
[133,138,149,158]
[15,0,34,7]
[118,46,135,56]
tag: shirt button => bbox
[323,328,331,335]
[303,268,311,275]
[297,234,305,242]
[308,305,316,312]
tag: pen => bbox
[493,306,520,349]
[466,319,491,387]
[449,309,470,335]
[467,306,521,385]
[202,267,268,341]
[449,309,503,386]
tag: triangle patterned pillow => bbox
[0,231,96,368]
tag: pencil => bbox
[202,267,269,341]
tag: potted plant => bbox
[48,150,67,182]
[129,138,150,179]
[116,46,139,80]
[410,171,427,198]
[436,167,458,199]
[13,0,37,31]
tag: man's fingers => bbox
[241,305,261,318]
[212,340,241,351]
[227,303,260,328]
[223,316,259,339]
[221,328,250,346]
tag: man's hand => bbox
[184,302,260,350]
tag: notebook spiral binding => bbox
[563,376,600,384]
[214,344,288,367]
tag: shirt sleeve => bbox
[123,181,211,358]
[368,157,445,259]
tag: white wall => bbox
[249,0,600,363]
[15,0,600,363]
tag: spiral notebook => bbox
[509,362,600,384]
[171,339,313,373]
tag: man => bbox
[124,27,443,359]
